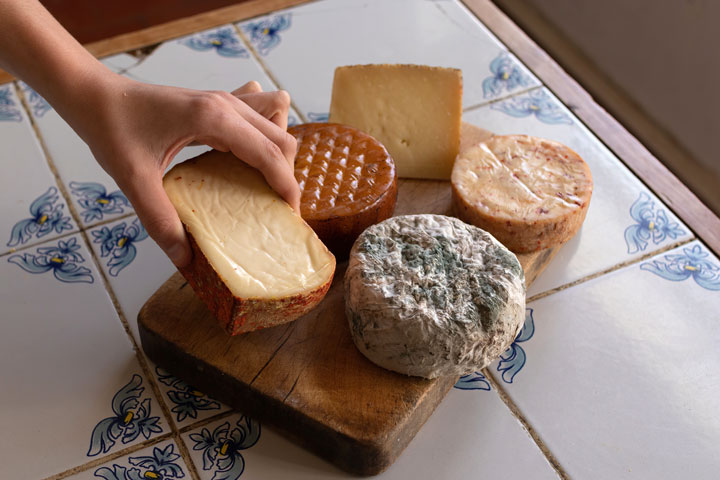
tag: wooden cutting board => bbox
[138,126,561,476]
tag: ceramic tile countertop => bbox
[1,1,718,479]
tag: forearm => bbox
[0,0,119,135]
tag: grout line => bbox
[526,237,696,304]
[79,227,203,479]
[482,368,569,479]
[0,228,80,259]
[13,74,204,480]
[42,432,174,480]
[232,23,309,124]
[0,209,136,261]
[463,85,543,113]
[178,409,237,434]
[13,82,86,238]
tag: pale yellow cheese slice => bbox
[329,64,462,180]
[163,152,335,299]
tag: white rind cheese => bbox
[164,152,335,299]
[345,214,526,379]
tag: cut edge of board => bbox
[139,301,457,476]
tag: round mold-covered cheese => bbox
[452,134,593,253]
[289,122,397,259]
[345,214,526,379]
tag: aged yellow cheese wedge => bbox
[163,151,336,335]
[329,64,462,180]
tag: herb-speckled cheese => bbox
[345,214,526,379]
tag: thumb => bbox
[122,173,191,267]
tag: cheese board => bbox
[138,125,562,475]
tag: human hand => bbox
[73,75,299,268]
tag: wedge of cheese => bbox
[163,151,336,335]
[329,64,462,180]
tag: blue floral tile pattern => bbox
[454,372,491,391]
[19,82,52,118]
[179,27,249,58]
[156,367,221,423]
[8,237,93,284]
[497,308,535,383]
[641,244,720,290]
[91,218,149,277]
[189,416,261,480]
[94,444,186,480]
[287,114,299,127]
[482,52,533,99]
[7,186,73,247]
[307,112,328,122]
[624,192,686,254]
[0,84,22,122]
[88,374,163,457]
[491,89,573,125]
[70,181,130,224]
[241,14,291,56]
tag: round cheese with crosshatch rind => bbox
[289,122,397,258]
[345,214,526,379]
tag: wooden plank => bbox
[138,175,560,475]
[84,0,310,59]
[461,0,720,257]
[41,0,250,45]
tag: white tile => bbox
[0,234,168,478]
[181,413,262,480]
[492,240,720,479]
[65,439,190,480]
[462,88,693,296]
[237,0,539,119]
[152,360,231,430]
[126,24,284,94]
[86,215,175,342]
[19,82,134,228]
[0,84,78,255]
[181,386,558,479]
[121,24,302,166]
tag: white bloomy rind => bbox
[345,214,526,379]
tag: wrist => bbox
[51,64,134,142]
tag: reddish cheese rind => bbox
[451,134,593,253]
[179,230,334,335]
[290,123,398,258]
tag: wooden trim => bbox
[0,71,13,85]
[84,0,311,59]
[462,0,720,257]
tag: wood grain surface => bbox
[139,151,560,475]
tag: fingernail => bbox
[166,243,188,267]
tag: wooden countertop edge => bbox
[461,0,720,257]
[2,0,717,256]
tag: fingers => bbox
[232,81,263,96]
[205,91,295,170]
[121,170,191,267]
[236,90,291,131]
[199,111,300,212]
